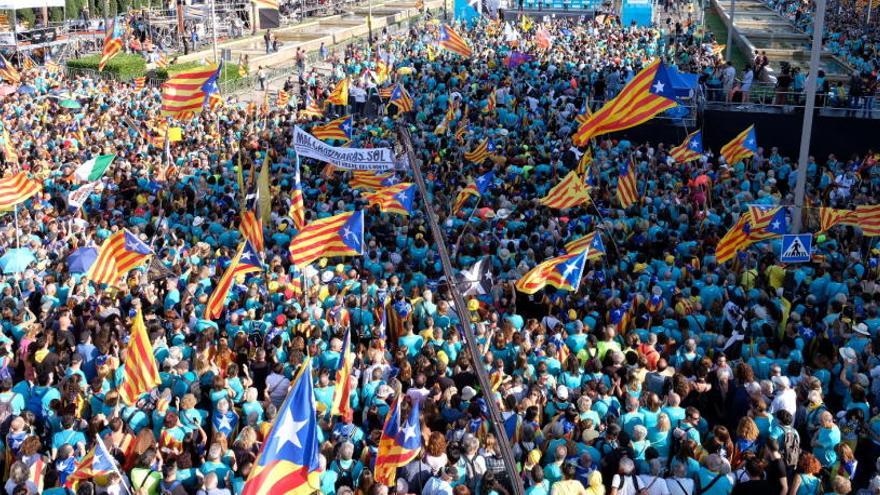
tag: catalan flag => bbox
[99,17,125,71]
[1,128,18,164]
[464,139,490,164]
[289,156,306,230]
[299,95,324,119]
[208,92,223,112]
[156,52,169,68]
[311,115,353,142]
[241,190,265,254]
[576,147,592,177]
[378,86,394,99]
[715,213,752,264]
[87,230,153,285]
[669,130,703,163]
[326,78,349,106]
[367,183,416,216]
[0,172,41,209]
[819,207,859,232]
[0,54,20,83]
[747,205,787,234]
[133,76,146,91]
[242,360,321,495]
[21,54,37,71]
[514,250,588,295]
[855,204,880,236]
[119,309,162,404]
[45,61,62,74]
[372,60,391,85]
[289,210,364,267]
[564,231,606,260]
[455,119,469,143]
[331,330,355,418]
[64,437,116,488]
[438,24,473,57]
[205,241,264,319]
[539,171,592,209]
[572,60,676,146]
[374,397,422,486]
[160,64,220,117]
[720,125,758,164]
[451,171,494,215]
[387,84,414,113]
[483,89,496,114]
[616,161,638,208]
[350,171,398,191]
[277,89,290,107]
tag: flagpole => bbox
[210,0,219,64]
[13,205,19,249]
[96,435,133,495]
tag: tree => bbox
[65,0,82,20]
[16,8,36,26]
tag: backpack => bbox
[462,454,483,492]
[780,426,801,468]
[335,462,356,490]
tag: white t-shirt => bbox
[665,477,695,495]
[638,475,671,495]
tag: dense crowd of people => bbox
[1,9,880,495]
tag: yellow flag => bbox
[258,152,271,224]
[168,127,183,142]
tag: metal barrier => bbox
[703,81,880,119]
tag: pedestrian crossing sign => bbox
[780,234,812,263]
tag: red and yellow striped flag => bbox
[289,210,364,267]
[464,139,490,164]
[0,172,41,210]
[572,60,677,146]
[818,207,858,233]
[98,18,125,72]
[539,171,592,209]
[515,250,588,295]
[715,213,752,264]
[87,230,153,285]
[21,54,36,71]
[483,89,496,114]
[0,55,20,83]
[855,204,880,236]
[564,232,606,259]
[720,125,758,164]
[133,77,146,91]
[331,330,355,418]
[160,64,219,117]
[1,128,19,164]
[576,147,592,177]
[289,158,306,230]
[616,161,638,208]
[118,309,162,405]
[205,242,263,319]
[326,78,350,106]
[438,24,473,57]
[277,89,290,107]
[156,53,169,68]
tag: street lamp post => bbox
[367,0,373,46]
[792,0,826,233]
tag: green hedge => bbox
[66,53,146,80]
[150,61,242,84]
[66,55,240,84]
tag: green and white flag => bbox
[74,154,115,182]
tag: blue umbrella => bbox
[67,247,98,274]
[16,85,35,95]
[0,248,36,274]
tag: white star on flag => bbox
[652,81,665,94]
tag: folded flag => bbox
[366,183,416,216]
[311,115,353,142]
[438,24,473,57]
[616,161,638,209]
[75,154,116,182]
[747,205,788,238]
[64,436,116,488]
[331,330,355,418]
[0,54,20,83]
[720,125,758,164]
[289,210,364,267]
[119,309,162,404]
[1,127,18,164]
[669,130,703,163]
[205,241,263,319]
[242,360,321,495]
[241,188,265,254]
[452,171,494,215]
[289,156,306,230]
[464,139,490,164]
[572,60,676,146]
[564,231,606,259]
[375,397,422,486]
[515,250,589,295]
[277,89,290,107]
[715,213,752,264]
[99,17,125,71]
[387,84,414,113]
[326,78,350,106]
[576,147,592,177]
[160,64,220,117]
[0,172,41,210]
[87,229,153,285]
[539,171,592,209]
